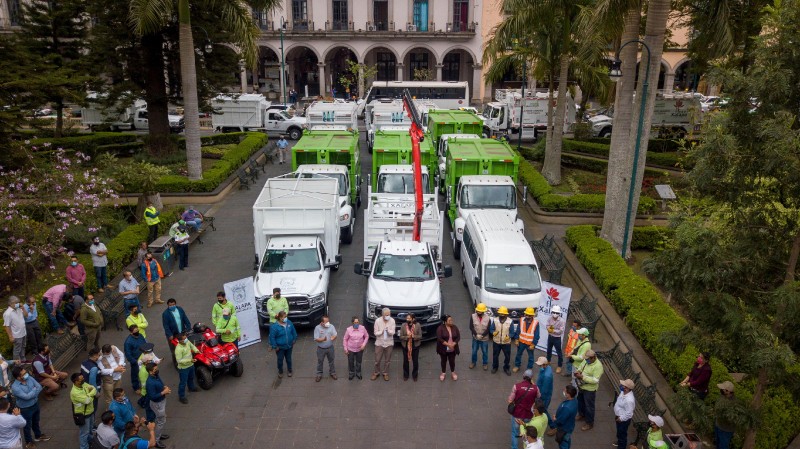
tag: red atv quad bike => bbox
[170,322,244,390]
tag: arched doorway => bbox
[635,61,667,90]
[364,46,398,82]
[325,47,359,99]
[674,60,701,92]
[286,46,320,98]
[403,47,437,81]
[255,46,283,101]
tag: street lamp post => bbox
[280,17,287,105]
[608,39,651,260]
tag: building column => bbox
[358,64,365,99]
[436,63,444,81]
[240,65,248,93]
[396,63,404,81]
[472,63,483,104]
[318,62,326,97]
[663,71,676,92]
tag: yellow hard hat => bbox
[475,303,488,313]
[498,306,509,315]
[524,307,536,316]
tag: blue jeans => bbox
[715,425,734,449]
[471,339,489,365]
[558,431,572,449]
[511,416,528,449]
[94,266,108,290]
[175,244,188,269]
[20,403,42,444]
[616,418,631,449]
[78,412,94,449]
[178,366,196,399]
[44,301,68,331]
[546,335,563,367]
[185,219,201,231]
[276,347,293,373]
[72,286,85,299]
[514,344,536,369]
[566,360,574,374]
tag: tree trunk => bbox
[541,55,570,185]
[142,33,173,157]
[786,230,800,283]
[600,7,640,253]
[742,367,768,449]
[544,71,556,153]
[136,193,163,224]
[178,0,202,180]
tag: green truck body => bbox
[426,110,483,146]
[444,137,520,224]
[291,129,361,204]
[371,129,436,191]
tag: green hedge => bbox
[176,132,249,149]
[521,145,670,178]
[563,139,690,170]
[565,225,800,449]
[30,133,139,157]
[154,132,267,192]
[584,137,683,153]
[519,159,657,214]
[96,141,144,156]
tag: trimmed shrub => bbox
[631,226,674,250]
[95,141,144,156]
[176,132,249,149]
[583,137,683,153]
[30,133,139,156]
[563,139,691,170]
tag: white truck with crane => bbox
[81,93,185,132]
[588,91,703,138]
[481,89,576,140]
[211,94,306,139]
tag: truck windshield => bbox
[377,174,430,194]
[482,105,497,119]
[460,185,516,209]
[301,173,347,196]
[260,248,321,273]
[373,253,435,281]
[484,264,541,294]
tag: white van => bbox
[460,210,542,319]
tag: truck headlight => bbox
[592,123,602,130]
[256,296,269,313]
[367,301,380,320]
[427,303,441,322]
[309,293,326,308]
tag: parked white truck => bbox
[304,100,359,131]
[481,89,576,140]
[354,191,452,339]
[211,94,306,139]
[588,92,703,138]
[252,176,342,327]
[295,165,358,244]
[81,94,184,132]
[365,99,408,152]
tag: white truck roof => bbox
[296,164,348,175]
[459,175,515,185]
[305,100,358,130]
[378,165,429,174]
[379,240,431,255]
[467,210,536,266]
[267,235,318,249]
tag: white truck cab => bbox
[295,164,356,244]
[265,109,306,139]
[460,210,542,319]
[133,109,185,133]
[375,165,431,194]
[452,175,522,256]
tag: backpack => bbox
[120,436,143,449]
[89,434,111,449]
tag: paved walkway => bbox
[39,135,627,449]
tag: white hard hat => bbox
[551,306,562,314]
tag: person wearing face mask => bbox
[119,271,142,318]
[266,288,289,325]
[13,366,50,448]
[0,397,26,449]
[545,305,566,374]
[141,252,165,308]
[126,305,149,339]
[143,201,161,244]
[161,298,191,366]
[136,344,160,424]
[613,379,636,449]
[436,315,461,381]
[70,372,95,449]
[80,294,104,352]
[80,348,102,414]
[547,385,578,447]
[679,352,713,400]
[109,388,136,439]
[268,311,297,378]
[30,344,67,400]
[313,315,337,382]
[98,344,127,407]
[568,328,591,369]
[89,237,109,291]
[124,324,148,390]
[66,255,87,299]
[211,292,237,329]
[535,357,554,410]
[42,285,69,335]
[469,303,491,370]
[173,225,190,271]
[490,307,520,376]
[342,317,369,380]
[23,296,43,356]
[144,362,170,448]
[95,410,120,449]
[399,313,423,381]
[513,307,540,374]
[714,381,736,449]
[371,308,395,381]
[563,319,582,378]
[4,296,28,362]
[573,349,604,431]
[215,309,240,347]
[646,415,665,449]
[174,332,199,404]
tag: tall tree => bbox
[16,0,91,138]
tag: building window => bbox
[292,0,308,30]
[452,0,468,32]
[332,0,348,30]
[9,0,22,26]
[413,0,428,31]
[373,0,388,31]
[443,53,460,81]
[376,52,396,81]
[410,52,429,80]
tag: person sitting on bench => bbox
[181,207,203,232]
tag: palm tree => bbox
[130,0,275,180]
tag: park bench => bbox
[530,234,567,284]
[568,294,601,342]
[97,286,125,331]
[237,169,251,190]
[598,342,667,446]
[46,331,86,371]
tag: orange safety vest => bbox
[144,260,164,282]
[518,318,539,345]
[564,328,579,355]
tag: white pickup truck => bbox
[81,96,184,133]
[211,94,306,139]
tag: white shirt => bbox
[90,242,108,267]
[525,439,544,449]
[613,390,636,421]
[98,346,126,381]
[96,423,119,447]
[3,308,26,339]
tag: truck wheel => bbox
[599,128,612,138]
[342,220,354,244]
[231,358,244,377]
[196,365,214,390]
[288,128,302,140]
[453,240,461,260]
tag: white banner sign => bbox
[534,282,573,351]
[223,277,261,349]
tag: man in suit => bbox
[161,298,191,367]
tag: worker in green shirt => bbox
[212,292,237,328]
[174,332,199,404]
[266,288,289,325]
[568,328,592,364]
[646,415,665,448]
[137,343,159,422]
[216,309,241,347]
[574,349,604,431]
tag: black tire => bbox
[196,365,214,390]
[453,239,461,260]
[599,128,612,138]
[461,264,468,288]
[231,358,244,377]
[288,127,302,140]
[342,220,354,244]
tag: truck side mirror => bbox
[253,254,259,271]
[473,276,481,287]
[522,185,528,204]
[353,263,363,275]
[442,265,453,278]
[335,255,343,264]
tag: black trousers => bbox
[403,346,420,379]
[492,342,511,370]
[148,224,159,243]
[439,352,456,373]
